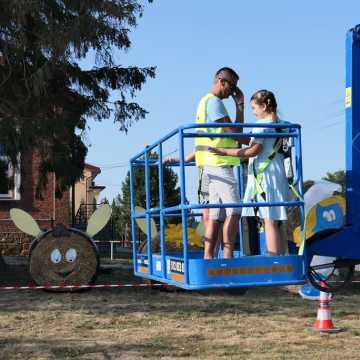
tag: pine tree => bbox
[0,0,155,197]
[112,155,181,240]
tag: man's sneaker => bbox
[298,284,321,300]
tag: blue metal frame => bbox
[130,122,308,289]
[306,25,360,262]
[346,25,360,227]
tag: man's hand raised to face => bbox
[232,86,244,107]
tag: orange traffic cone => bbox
[313,284,342,333]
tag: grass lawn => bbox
[1,260,360,359]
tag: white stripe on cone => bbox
[316,308,332,321]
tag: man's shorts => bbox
[203,165,241,220]
[198,167,226,221]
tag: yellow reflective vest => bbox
[195,93,240,167]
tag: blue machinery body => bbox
[129,26,360,290]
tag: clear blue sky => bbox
[84,1,360,203]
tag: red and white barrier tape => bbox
[0,283,164,291]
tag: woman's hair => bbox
[250,89,277,115]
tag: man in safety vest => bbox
[196,67,247,259]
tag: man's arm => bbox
[230,87,248,143]
[209,143,262,158]
[184,150,195,162]
[210,89,249,144]
[235,103,244,123]
[233,87,244,124]
[215,115,250,145]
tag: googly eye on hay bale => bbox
[10,205,112,292]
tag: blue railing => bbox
[129,122,305,286]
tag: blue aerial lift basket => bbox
[129,25,360,292]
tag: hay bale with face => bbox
[10,205,111,292]
[29,225,99,289]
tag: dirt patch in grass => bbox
[1,260,360,359]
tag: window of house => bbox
[0,145,21,200]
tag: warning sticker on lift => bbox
[137,256,148,273]
[137,257,149,266]
[346,87,352,108]
[167,259,184,274]
[167,259,184,282]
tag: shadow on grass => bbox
[0,334,201,360]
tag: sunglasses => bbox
[219,77,236,91]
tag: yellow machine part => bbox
[293,195,346,246]
[165,223,203,249]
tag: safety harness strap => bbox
[251,133,302,217]
[252,137,282,201]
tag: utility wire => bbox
[321,120,344,129]
[97,148,179,171]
